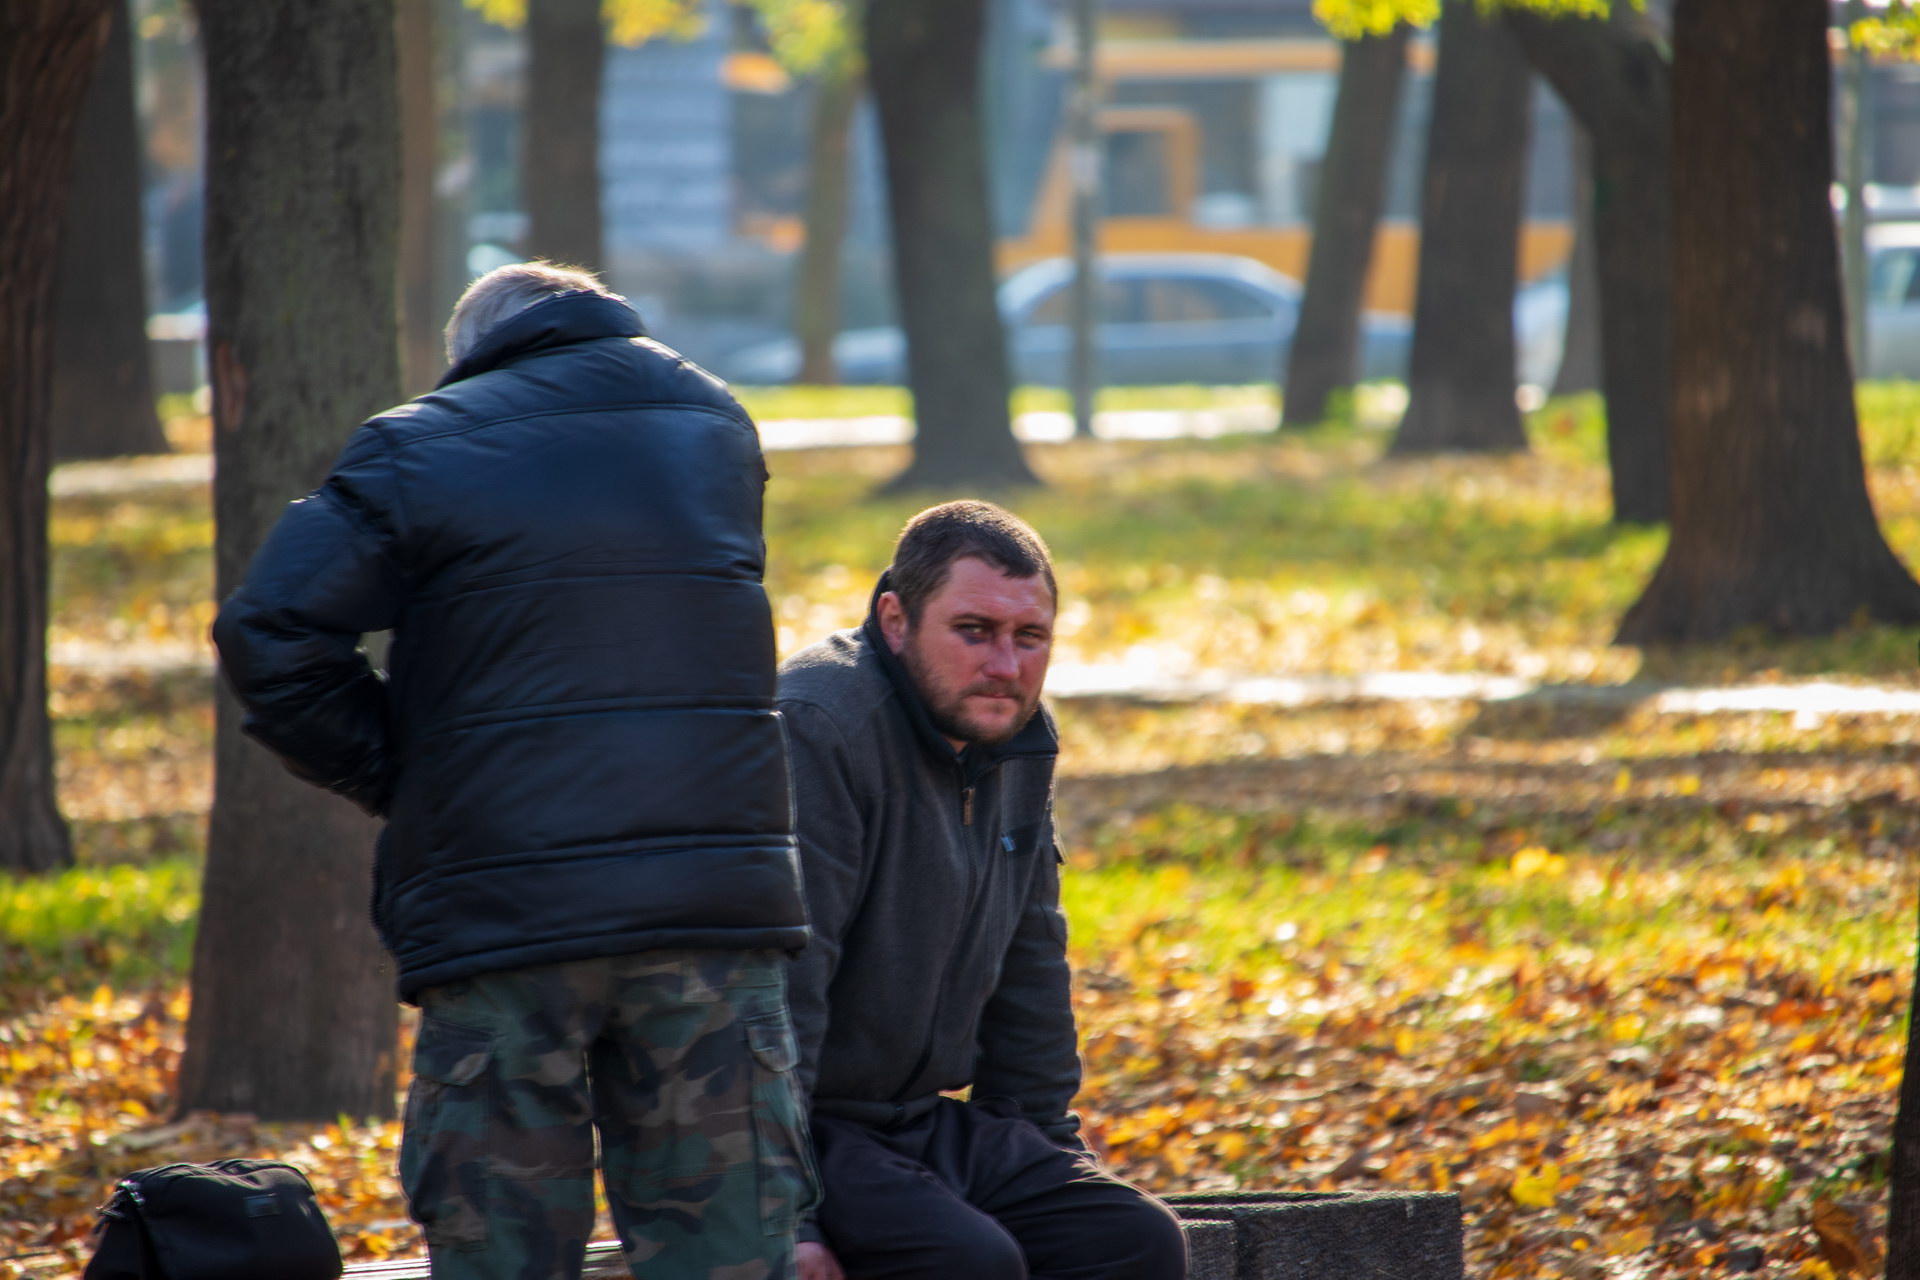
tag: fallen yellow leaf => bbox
[1509,1163,1560,1209]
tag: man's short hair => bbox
[444,260,620,364]
[888,501,1057,623]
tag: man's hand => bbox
[797,1241,845,1280]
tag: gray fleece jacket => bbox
[777,581,1083,1161]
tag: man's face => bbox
[878,556,1055,750]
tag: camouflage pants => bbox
[400,950,818,1280]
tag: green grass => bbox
[41,377,1920,861]
[754,384,1920,681]
[1062,797,1915,1017]
[49,486,214,649]
[761,426,1665,679]
[0,856,201,1011]
[68,381,1920,689]
[1860,380,1920,466]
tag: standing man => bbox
[777,501,1186,1280]
[213,262,814,1280]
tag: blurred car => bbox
[726,252,1568,390]
[1513,270,1570,392]
[726,253,1408,387]
[1866,221,1920,379]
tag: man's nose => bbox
[981,635,1019,679]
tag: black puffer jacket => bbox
[212,291,806,999]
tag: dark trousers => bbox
[812,1100,1186,1280]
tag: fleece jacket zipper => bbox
[890,748,1032,1107]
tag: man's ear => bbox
[876,591,910,655]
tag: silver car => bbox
[1866,221,1920,378]
[725,253,1415,387]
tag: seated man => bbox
[778,501,1187,1280]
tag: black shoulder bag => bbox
[83,1159,343,1280]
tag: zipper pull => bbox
[962,786,975,826]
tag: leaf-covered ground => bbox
[10,395,1920,1278]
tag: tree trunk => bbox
[1550,127,1601,398]
[866,0,1037,491]
[1840,0,1870,376]
[1616,0,1920,643]
[434,0,473,344]
[1505,4,1673,524]
[1889,899,1920,1280]
[1589,134,1672,524]
[1389,0,1532,455]
[524,0,605,272]
[0,2,109,874]
[51,0,167,463]
[397,0,443,395]
[177,0,401,1121]
[1281,25,1409,429]
[794,65,863,386]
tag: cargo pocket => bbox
[399,1015,494,1250]
[744,1007,819,1238]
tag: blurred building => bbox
[131,0,1920,386]
[704,0,1579,360]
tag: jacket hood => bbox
[437,290,647,387]
[860,570,1058,774]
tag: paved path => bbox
[49,637,1920,719]
[47,406,1279,500]
[752,405,1276,450]
[1044,664,1920,716]
[51,443,1920,719]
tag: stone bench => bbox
[1164,1190,1465,1280]
[341,1189,1464,1280]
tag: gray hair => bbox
[444,261,618,363]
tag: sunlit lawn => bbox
[55,385,1920,686]
[13,384,1920,1276]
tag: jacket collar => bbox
[860,571,1059,776]
[436,291,646,388]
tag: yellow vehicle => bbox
[995,35,1574,316]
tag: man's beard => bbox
[898,636,1041,748]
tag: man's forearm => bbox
[212,477,404,812]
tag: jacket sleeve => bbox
[778,696,873,1103]
[970,831,1086,1149]
[211,425,407,817]
[776,695,875,1249]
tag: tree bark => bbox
[0,2,110,874]
[1506,4,1672,524]
[866,0,1037,491]
[433,0,473,345]
[397,0,443,395]
[1281,25,1409,429]
[1840,0,1870,376]
[524,0,605,273]
[50,0,168,463]
[1550,127,1601,398]
[1390,0,1532,455]
[794,65,863,386]
[1616,0,1920,643]
[177,0,401,1121]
